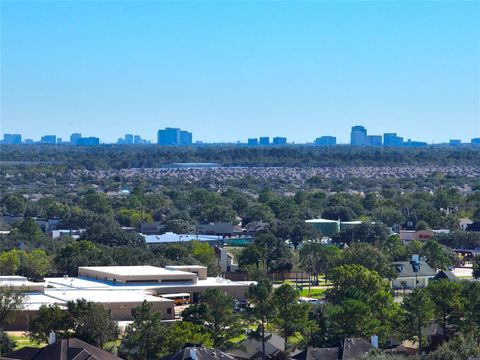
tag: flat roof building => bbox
[78,265,198,284]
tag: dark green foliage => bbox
[67,299,119,347]
[120,301,212,360]
[181,288,244,348]
[27,304,72,343]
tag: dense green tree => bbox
[54,240,112,276]
[276,219,319,249]
[80,191,113,215]
[427,280,463,338]
[420,240,454,270]
[245,279,275,360]
[300,244,342,286]
[327,265,398,342]
[0,250,20,275]
[342,243,397,279]
[11,218,43,241]
[1,194,27,215]
[66,299,118,347]
[424,333,480,360]
[0,286,24,354]
[238,245,263,270]
[18,249,51,281]
[332,223,390,247]
[327,299,379,341]
[372,207,405,227]
[401,288,435,354]
[473,257,480,279]
[191,241,218,276]
[461,282,480,333]
[182,288,244,348]
[27,304,72,343]
[121,301,212,360]
[272,284,310,349]
[81,216,144,247]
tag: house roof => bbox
[161,346,235,360]
[341,338,373,360]
[433,270,458,282]
[391,261,436,277]
[1,338,122,360]
[291,347,339,360]
[227,333,285,359]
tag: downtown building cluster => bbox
[2,125,480,147]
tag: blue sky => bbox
[1,1,479,143]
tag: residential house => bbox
[292,338,374,360]
[0,338,123,360]
[161,346,236,360]
[228,333,286,360]
[391,260,436,289]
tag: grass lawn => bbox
[299,288,326,298]
[10,335,44,350]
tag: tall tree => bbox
[27,304,72,343]
[0,250,20,276]
[427,280,463,338]
[18,249,51,281]
[0,286,24,355]
[272,284,310,349]
[67,299,119,347]
[401,288,435,354]
[182,288,245,348]
[121,301,211,360]
[245,279,275,360]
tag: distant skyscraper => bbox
[77,137,100,146]
[383,133,403,146]
[180,130,193,145]
[366,135,382,146]
[134,135,141,144]
[56,138,63,144]
[272,137,287,145]
[41,135,56,144]
[472,138,480,145]
[314,136,336,146]
[248,138,258,146]
[3,134,22,144]
[24,139,34,144]
[158,128,180,145]
[449,139,461,146]
[124,134,134,144]
[70,133,82,145]
[158,128,192,145]
[259,137,270,145]
[350,126,367,146]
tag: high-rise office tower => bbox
[259,137,270,145]
[180,130,193,145]
[272,137,287,145]
[158,128,192,145]
[248,138,258,146]
[3,134,22,144]
[70,133,82,145]
[350,126,367,146]
[383,133,403,146]
[314,136,336,146]
[41,135,56,144]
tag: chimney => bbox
[48,331,56,345]
[371,335,379,349]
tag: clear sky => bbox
[1,1,479,144]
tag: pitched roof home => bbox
[391,260,436,289]
[0,338,122,360]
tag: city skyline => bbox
[1,1,479,143]
[2,125,479,146]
